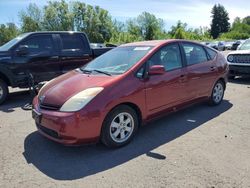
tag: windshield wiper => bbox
[92,69,112,76]
[79,68,92,74]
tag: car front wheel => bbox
[209,80,225,105]
[101,105,138,148]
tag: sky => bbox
[0,0,249,30]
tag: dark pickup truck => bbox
[0,31,113,104]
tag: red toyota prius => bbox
[32,40,228,148]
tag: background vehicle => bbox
[208,41,225,51]
[0,31,113,104]
[32,40,228,148]
[231,40,245,50]
[227,39,250,79]
[225,41,234,50]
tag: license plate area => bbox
[32,109,42,124]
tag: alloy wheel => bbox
[213,82,224,103]
[110,112,134,143]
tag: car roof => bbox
[120,39,204,47]
[25,31,86,35]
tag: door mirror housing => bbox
[16,45,29,56]
[148,65,165,75]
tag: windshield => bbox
[0,33,29,51]
[81,46,152,75]
[238,40,250,50]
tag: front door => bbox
[12,34,60,84]
[145,43,189,116]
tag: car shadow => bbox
[229,76,250,86]
[0,90,31,113]
[23,100,232,180]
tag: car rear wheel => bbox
[209,80,225,106]
[101,105,138,148]
[0,79,8,105]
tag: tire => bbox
[101,105,139,148]
[209,80,225,106]
[0,79,9,105]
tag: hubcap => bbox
[213,83,224,103]
[0,87,3,98]
[110,112,134,143]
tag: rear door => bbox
[58,33,92,73]
[12,34,60,83]
[181,42,218,99]
[145,43,189,116]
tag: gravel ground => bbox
[0,78,250,188]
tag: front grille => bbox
[37,123,60,139]
[40,103,60,111]
[233,55,250,64]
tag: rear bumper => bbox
[228,64,250,76]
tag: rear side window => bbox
[206,47,217,60]
[60,34,87,53]
[182,43,208,65]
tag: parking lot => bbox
[0,78,250,188]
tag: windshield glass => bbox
[81,46,152,75]
[0,33,29,51]
[239,40,250,50]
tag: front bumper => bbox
[228,64,250,76]
[32,97,103,145]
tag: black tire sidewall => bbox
[101,105,139,148]
[0,80,8,104]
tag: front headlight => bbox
[60,87,104,112]
[227,55,234,62]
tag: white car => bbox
[226,39,250,79]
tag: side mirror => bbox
[148,65,165,75]
[16,45,29,56]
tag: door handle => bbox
[210,66,216,71]
[50,56,59,60]
[179,74,187,83]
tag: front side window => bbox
[148,43,182,71]
[17,35,54,55]
[183,43,208,65]
[81,46,152,75]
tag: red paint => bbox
[32,40,228,145]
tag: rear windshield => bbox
[81,46,152,75]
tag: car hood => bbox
[38,70,118,107]
[228,50,250,55]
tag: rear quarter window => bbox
[206,47,217,60]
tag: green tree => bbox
[0,23,19,45]
[169,20,187,37]
[19,3,42,32]
[72,2,113,42]
[210,4,230,39]
[173,27,186,39]
[43,0,74,31]
[126,12,165,41]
